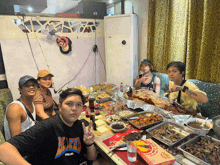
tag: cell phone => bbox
[80,119,90,127]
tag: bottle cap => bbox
[89,87,93,92]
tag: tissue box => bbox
[132,139,176,165]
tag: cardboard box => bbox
[132,139,176,165]
[56,13,81,18]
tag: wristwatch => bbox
[182,86,189,92]
[176,87,181,91]
[86,142,95,147]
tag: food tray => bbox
[94,92,112,101]
[146,121,193,147]
[96,97,112,104]
[177,135,220,165]
[117,110,135,120]
[74,85,89,95]
[127,111,164,130]
[153,106,173,118]
[91,83,117,92]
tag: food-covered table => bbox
[78,84,220,165]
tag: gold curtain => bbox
[148,0,220,83]
[186,0,220,82]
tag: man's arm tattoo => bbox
[187,90,197,96]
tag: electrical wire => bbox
[97,48,106,74]
[94,16,97,84]
[55,49,94,93]
[32,18,51,72]
[20,14,39,72]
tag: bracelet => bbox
[86,142,95,147]
[182,86,189,92]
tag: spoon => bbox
[201,117,208,127]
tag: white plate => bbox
[105,115,120,124]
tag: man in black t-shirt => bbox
[0,88,97,165]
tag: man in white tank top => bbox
[4,75,38,141]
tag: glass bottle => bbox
[88,87,97,130]
[88,87,95,111]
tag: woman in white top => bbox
[4,75,37,140]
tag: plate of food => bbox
[178,135,220,165]
[108,130,146,152]
[147,121,192,147]
[75,85,89,95]
[128,112,163,129]
[118,110,134,119]
[105,115,120,124]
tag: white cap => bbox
[89,87,93,92]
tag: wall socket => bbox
[93,12,97,15]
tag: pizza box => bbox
[131,139,176,165]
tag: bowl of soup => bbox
[212,115,220,139]
[186,118,213,135]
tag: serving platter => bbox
[177,135,220,165]
[117,110,134,120]
[127,111,164,130]
[146,121,193,147]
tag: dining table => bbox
[79,107,193,165]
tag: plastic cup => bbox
[127,141,137,162]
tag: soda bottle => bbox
[85,107,90,118]
[120,82,123,89]
[95,104,100,116]
[88,87,97,130]
[88,87,95,111]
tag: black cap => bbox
[139,59,152,70]
[18,75,37,88]
[141,59,151,65]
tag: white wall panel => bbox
[0,15,105,100]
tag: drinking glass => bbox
[127,141,137,162]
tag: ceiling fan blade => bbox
[48,25,54,31]
[41,29,49,35]
[46,35,53,40]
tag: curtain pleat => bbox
[148,0,220,83]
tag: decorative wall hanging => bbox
[56,36,72,54]
[41,24,72,54]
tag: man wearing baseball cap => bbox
[4,75,38,140]
[134,59,161,95]
[33,70,56,121]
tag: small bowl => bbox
[186,118,213,135]
[110,121,126,132]
[105,115,120,124]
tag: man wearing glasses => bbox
[4,75,38,140]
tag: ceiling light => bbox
[109,0,113,3]
[27,7,33,12]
